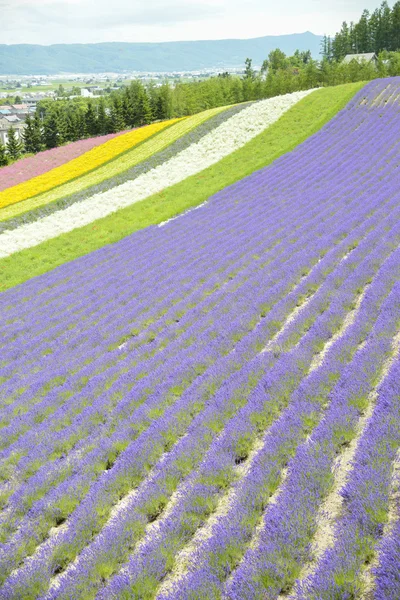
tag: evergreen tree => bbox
[155,83,173,120]
[42,110,59,148]
[391,1,400,50]
[332,21,351,59]
[85,101,98,137]
[0,143,8,166]
[109,96,125,132]
[266,49,288,73]
[23,114,42,153]
[14,95,22,104]
[353,9,371,52]
[66,113,79,141]
[321,35,329,60]
[381,1,392,50]
[243,57,256,80]
[6,127,23,160]
[136,88,153,125]
[97,98,108,135]
[32,112,43,150]
[122,87,136,127]
[42,105,69,148]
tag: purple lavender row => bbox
[1,146,382,474]
[0,190,322,414]
[294,347,400,597]
[98,217,400,600]
[28,206,399,600]
[0,195,342,463]
[2,182,391,549]
[225,274,400,600]
[7,204,394,596]
[1,171,392,592]
[158,246,400,600]
[0,202,354,572]
[5,352,268,598]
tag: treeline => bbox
[323,1,400,61]
[1,1,400,167]
[0,82,157,164]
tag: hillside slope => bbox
[0,77,399,600]
[0,82,363,290]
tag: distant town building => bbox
[81,88,94,98]
[23,93,56,107]
[0,115,26,145]
[11,103,29,110]
[342,53,378,66]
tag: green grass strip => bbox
[0,82,365,293]
[0,105,231,223]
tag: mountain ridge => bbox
[0,32,322,75]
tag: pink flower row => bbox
[0,131,129,192]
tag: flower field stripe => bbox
[0,105,232,225]
[0,104,250,234]
[0,91,314,257]
[0,120,183,211]
[0,82,364,292]
[223,273,400,599]
[0,130,130,193]
[97,227,400,600]
[372,450,400,599]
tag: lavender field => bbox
[0,78,399,599]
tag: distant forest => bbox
[322,0,400,60]
[1,1,400,164]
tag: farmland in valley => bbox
[0,78,399,599]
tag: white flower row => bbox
[0,90,314,258]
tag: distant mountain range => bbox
[0,33,322,75]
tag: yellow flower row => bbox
[1,106,231,222]
[0,119,182,210]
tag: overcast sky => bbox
[1,0,390,45]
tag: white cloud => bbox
[1,0,393,44]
